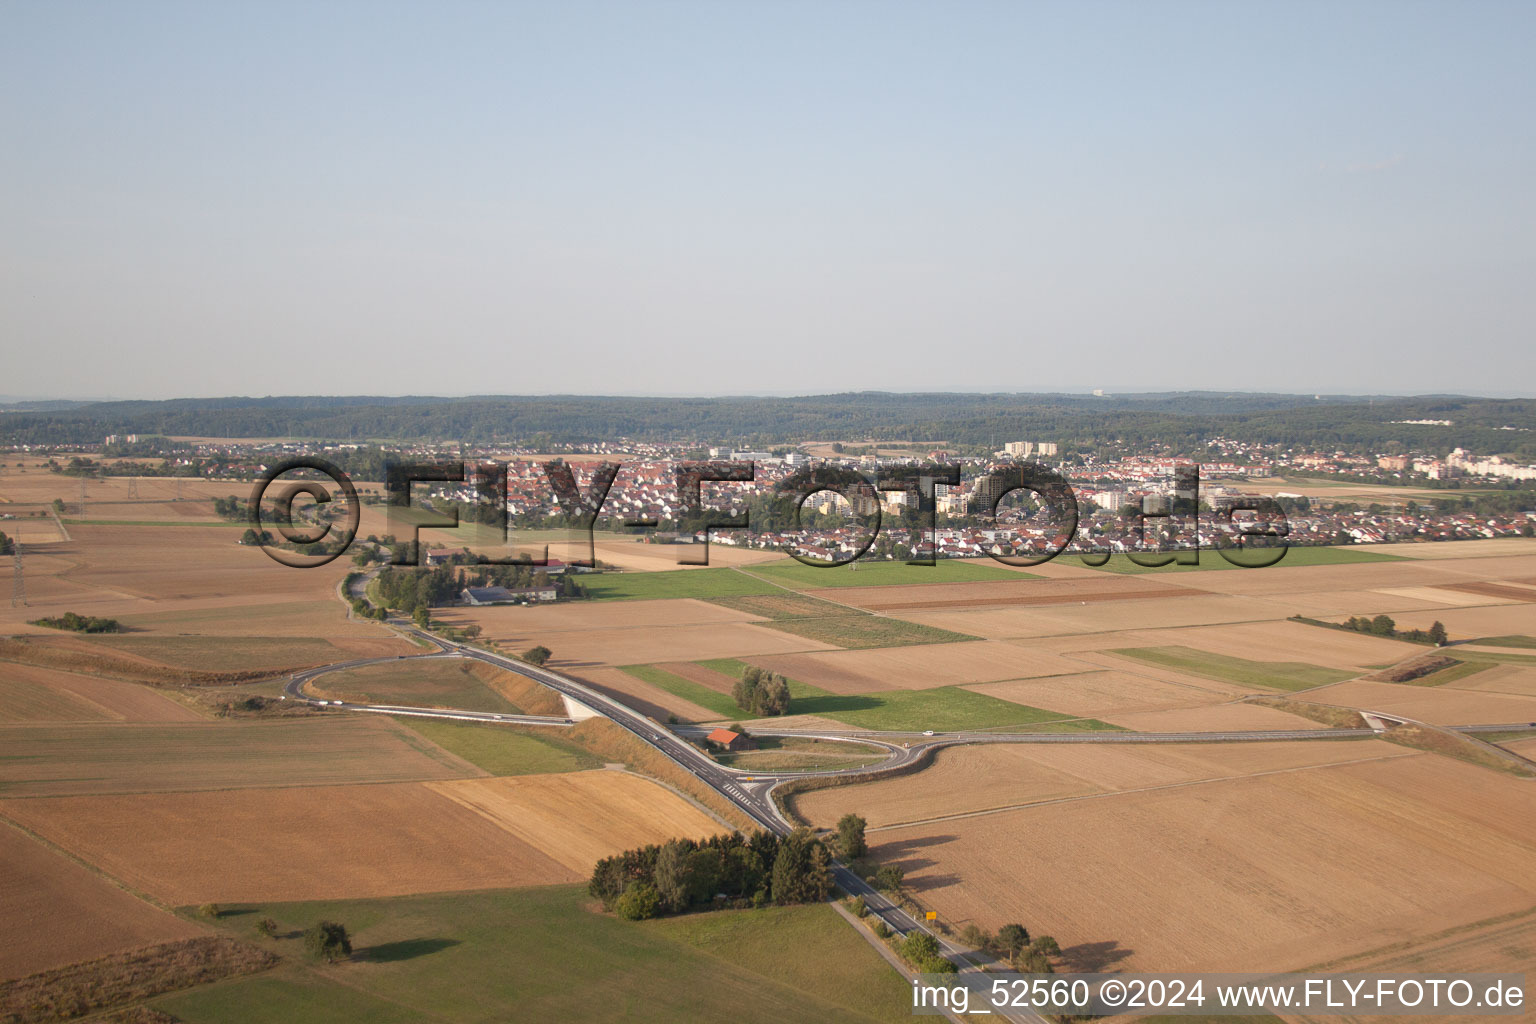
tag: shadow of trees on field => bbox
[791,694,884,716]
[1057,939,1134,972]
[356,937,461,963]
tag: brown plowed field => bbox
[0,826,203,980]
[0,663,203,723]
[866,752,1536,972]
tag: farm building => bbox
[706,727,755,752]
[460,585,559,605]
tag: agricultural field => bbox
[745,558,1035,589]
[0,661,204,723]
[154,886,916,1024]
[0,716,479,797]
[1303,679,1536,726]
[746,639,1086,695]
[423,770,722,873]
[858,750,1536,973]
[311,657,529,713]
[0,826,204,980]
[1082,546,1406,573]
[1108,645,1356,692]
[398,719,602,776]
[3,769,722,904]
[580,567,781,601]
[711,735,889,772]
[791,738,1403,829]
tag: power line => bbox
[126,476,140,498]
[10,534,25,607]
[78,476,87,518]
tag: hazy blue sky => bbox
[3,1,1533,399]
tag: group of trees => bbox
[589,828,832,920]
[212,495,248,521]
[372,558,586,616]
[30,611,123,633]
[733,665,791,717]
[955,921,1062,973]
[1342,615,1448,645]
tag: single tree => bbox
[255,917,278,938]
[996,923,1031,956]
[304,920,352,962]
[873,864,905,894]
[837,813,868,859]
[1370,613,1396,637]
[522,645,552,666]
[1428,620,1448,646]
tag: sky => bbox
[3,1,1534,400]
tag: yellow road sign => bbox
[925,911,937,921]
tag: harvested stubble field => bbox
[311,656,563,715]
[1447,662,1536,696]
[0,826,203,980]
[0,662,203,723]
[962,669,1252,720]
[864,750,1536,973]
[1,781,583,903]
[1093,702,1332,732]
[1306,679,1536,726]
[792,739,1402,829]
[0,716,479,798]
[424,770,723,873]
[747,640,1084,695]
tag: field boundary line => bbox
[0,813,188,916]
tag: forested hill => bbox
[1,392,1532,455]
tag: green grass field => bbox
[619,664,742,718]
[156,886,917,1023]
[398,718,601,775]
[1111,646,1355,691]
[1083,546,1405,574]
[693,659,1115,731]
[581,568,780,601]
[745,559,1035,589]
